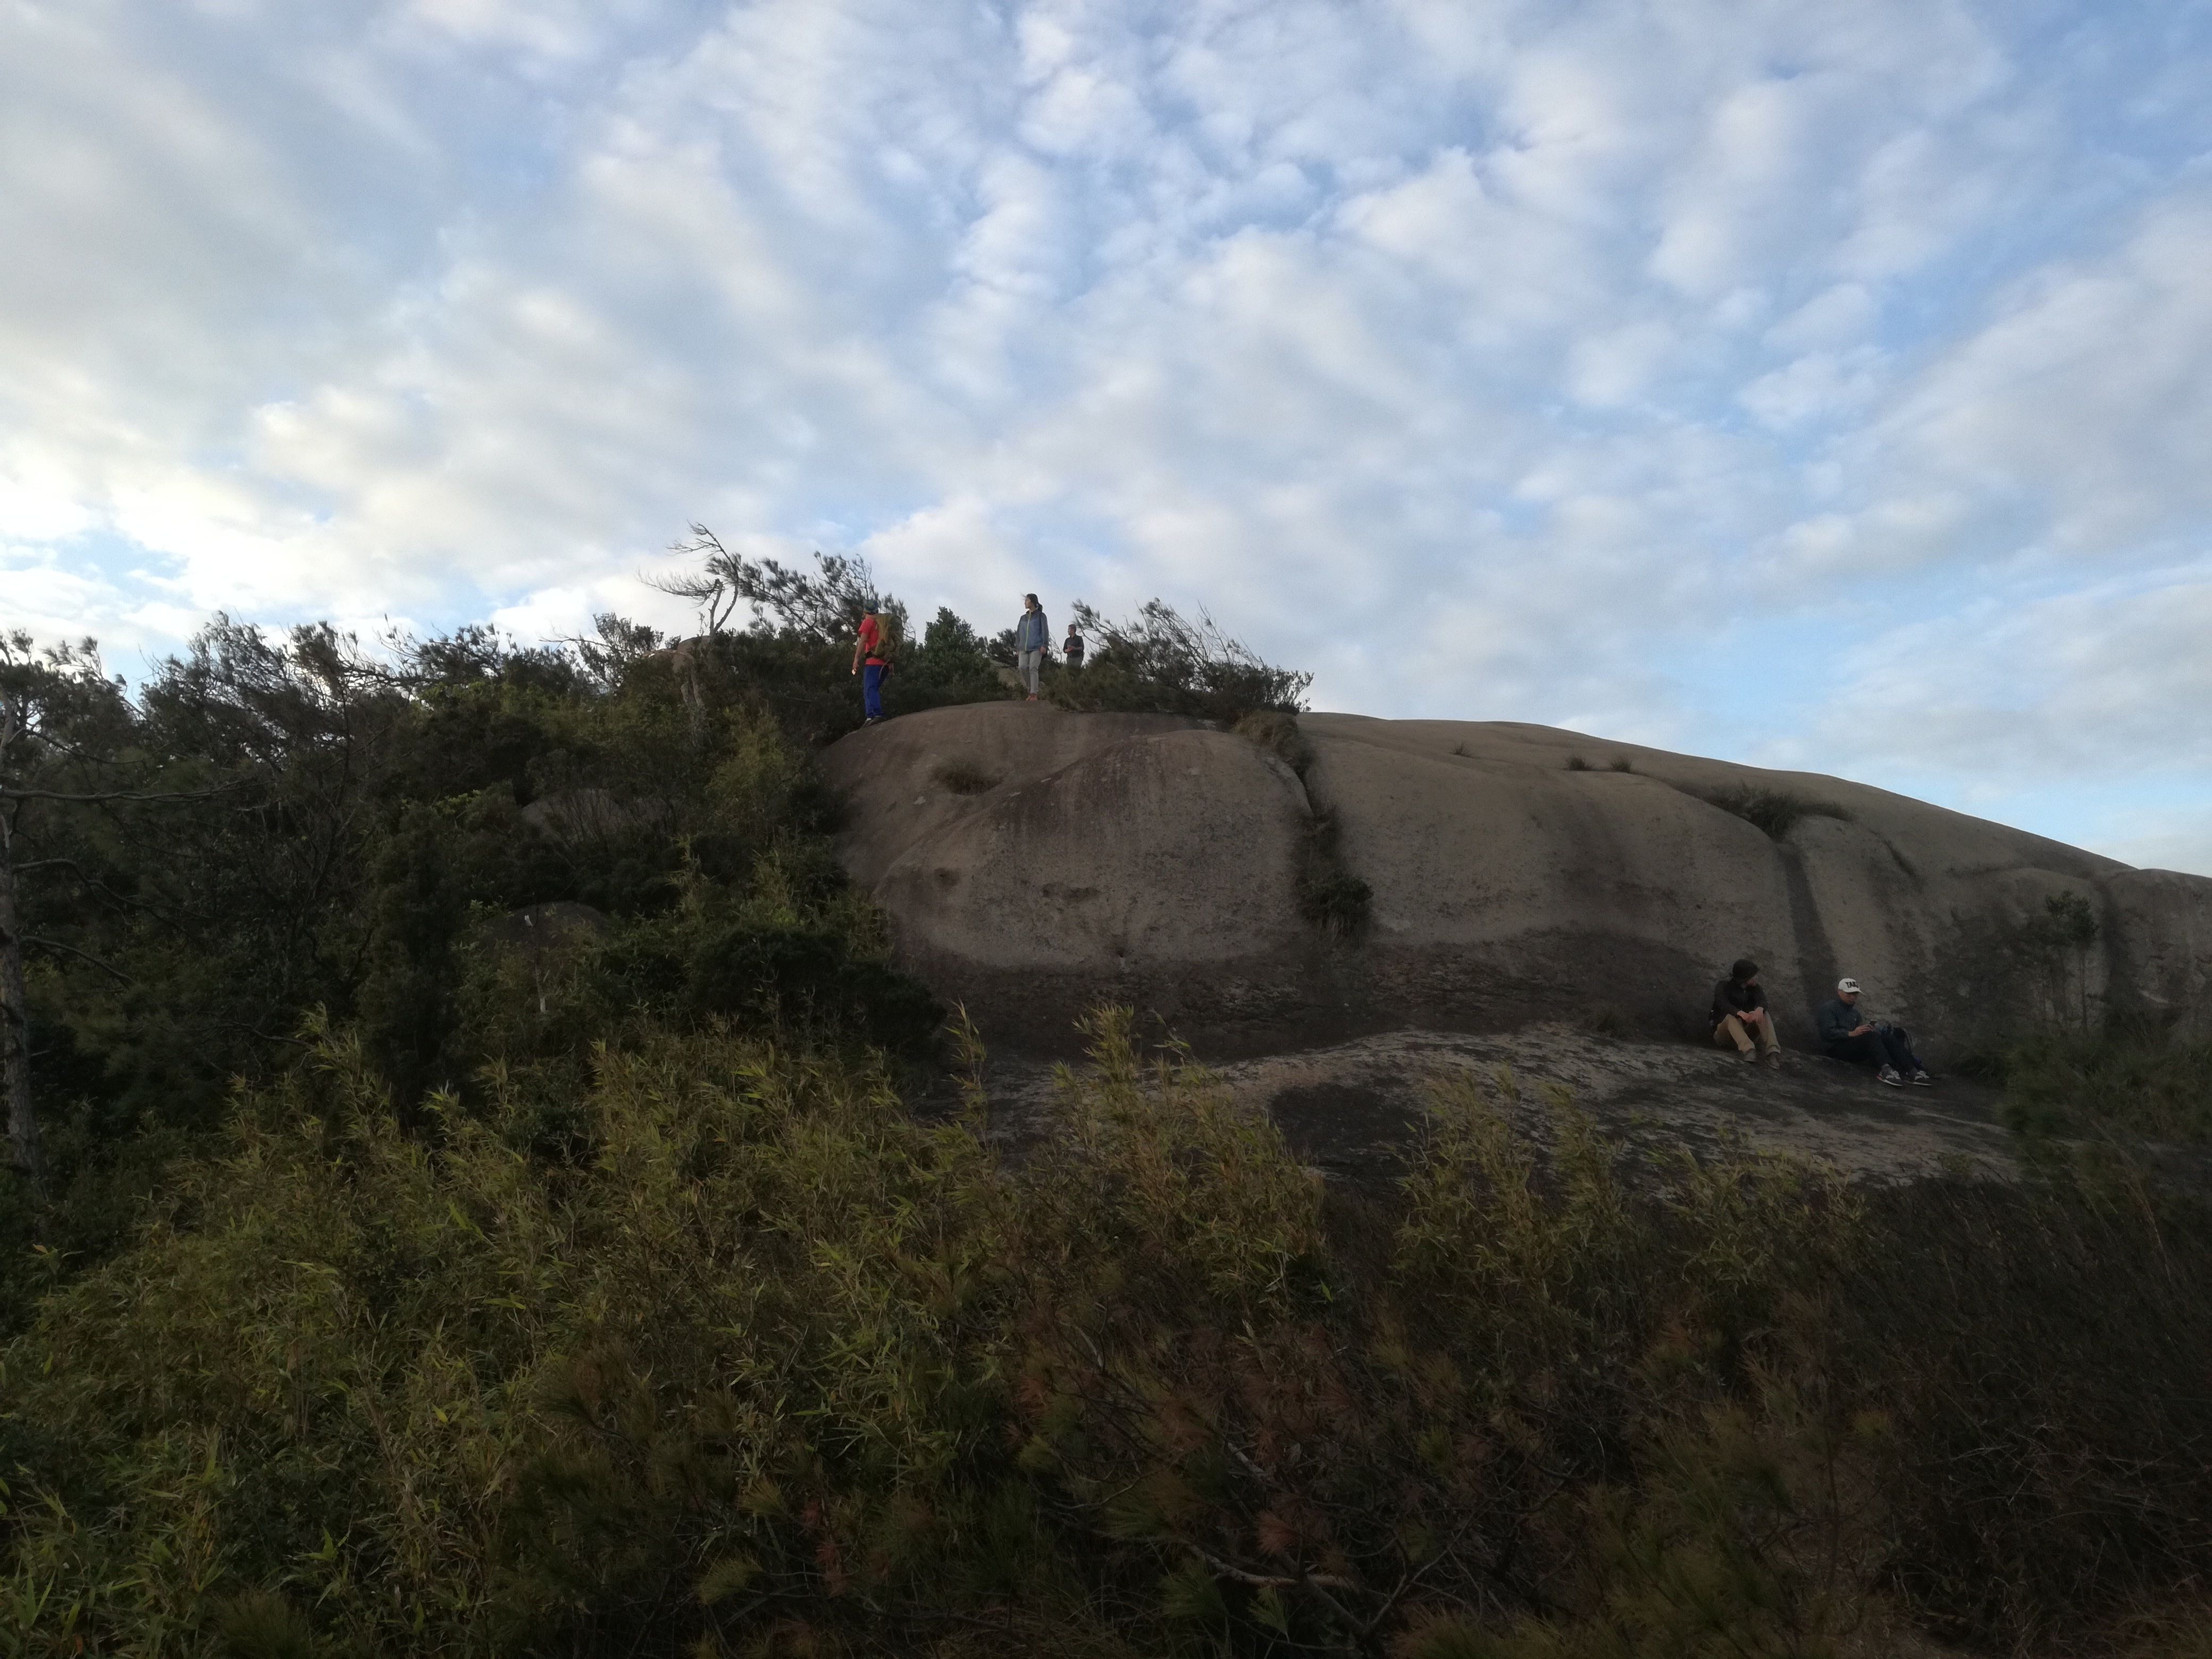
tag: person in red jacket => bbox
[850,607,891,724]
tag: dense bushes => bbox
[8,1016,2212,1656]
[1947,894,2212,1143]
[1980,1018,2212,1143]
[10,566,2212,1655]
[1049,600,1311,721]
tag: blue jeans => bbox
[862,663,886,720]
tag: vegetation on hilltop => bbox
[3,551,2212,1655]
[1047,599,1311,722]
[0,554,1311,1320]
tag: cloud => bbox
[1815,571,2212,780]
[4,0,2212,869]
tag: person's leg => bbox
[1752,1016,1781,1055]
[862,663,885,720]
[1880,1026,1929,1076]
[1823,1034,1880,1068]
[1020,649,1041,696]
[1715,1016,1754,1055]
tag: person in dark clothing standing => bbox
[1710,957,1782,1069]
[1062,622,1086,670]
[1816,977,1932,1087]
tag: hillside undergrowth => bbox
[7,1014,2212,1657]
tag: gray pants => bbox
[1018,648,1045,695]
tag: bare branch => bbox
[22,935,135,984]
[0,781,241,805]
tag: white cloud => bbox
[1814,572,2212,777]
[4,0,2211,870]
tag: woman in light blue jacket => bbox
[1013,593,1050,700]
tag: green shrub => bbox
[1697,783,1853,840]
[11,1024,2212,1656]
[1046,599,1309,721]
[1233,708,1311,774]
[1985,1017,2212,1142]
[932,761,999,795]
[1296,809,1372,938]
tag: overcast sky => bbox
[5,0,2211,872]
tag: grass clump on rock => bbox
[1228,711,1371,939]
[1232,706,1312,774]
[1699,782,1854,840]
[932,760,1000,795]
[11,1017,2212,1656]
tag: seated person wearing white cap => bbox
[1815,978,1932,1087]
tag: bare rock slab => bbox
[823,706,2212,1062]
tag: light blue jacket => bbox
[1015,608,1051,651]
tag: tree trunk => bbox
[0,797,42,1196]
[0,684,43,1198]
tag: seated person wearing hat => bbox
[1815,978,1933,1087]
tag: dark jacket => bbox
[1710,977,1767,1030]
[1816,998,1870,1048]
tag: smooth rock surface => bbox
[822,705,2212,1059]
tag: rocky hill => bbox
[823,704,2212,1070]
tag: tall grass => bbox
[6,1018,2212,1655]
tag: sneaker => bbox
[1909,1070,1935,1086]
[1877,1065,1904,1087]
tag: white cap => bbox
[1837,977,1862,994]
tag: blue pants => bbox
[862,663,886,720]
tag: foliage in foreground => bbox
[8,1014,2212,1657]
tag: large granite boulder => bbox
[821,705,2212,1059]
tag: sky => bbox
[4,0,2211,873]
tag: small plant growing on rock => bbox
[1233,708,1312,774]
[1297,808,1372,937]
[933,761,1000,795]
[1609,755,1635,773]
[1564,755,1592,771]
[1698,784,1851,840]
